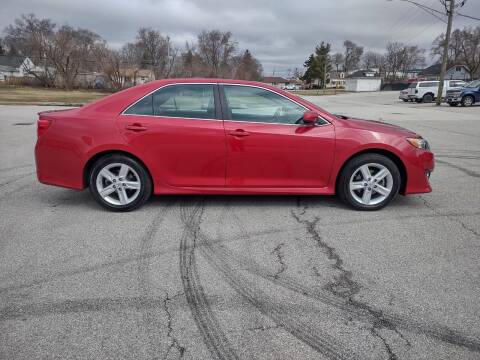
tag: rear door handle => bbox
[125,123,148,132]
[228,129,250,137]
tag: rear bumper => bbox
[35,137,85,191]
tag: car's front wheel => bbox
[461,95,474,107]
[337,154,401,211]
[89,154,152,211]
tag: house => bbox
[326,70,346,88]
[262,76,289,89]
[419,64,471,81]
[345,70,382,92]
[0,56,35,81]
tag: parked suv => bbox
[445,79,480,107]
[400,80,466,103]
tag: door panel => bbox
[221,84,335,188]
[117,84,226,187]
[224,121,335,187]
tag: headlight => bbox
[407,137,430,150]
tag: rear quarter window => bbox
[124,95,153,115]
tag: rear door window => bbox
[152,84,216,119]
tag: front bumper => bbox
[404,150,434,194]
[446,97,461,103]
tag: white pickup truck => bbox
[399,80,466,103]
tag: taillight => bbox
[37,118,51,137]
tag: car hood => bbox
[334,115,419,137]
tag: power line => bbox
[456,12,480,21]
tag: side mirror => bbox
[302,111,318,125]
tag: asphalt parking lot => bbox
[0,91,479,360]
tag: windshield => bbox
[408,82,417,88]
[465,80,480,88]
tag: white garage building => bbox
[345,70,382,92]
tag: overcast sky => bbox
[1,0,479,76]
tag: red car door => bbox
[117,83,226,188]
[221,85,335,188]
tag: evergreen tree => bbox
[302,42,332,88]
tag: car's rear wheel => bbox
[337,153,401,211]
[422,93,433,103]
[89,154,152,211]
[461,95,474,107]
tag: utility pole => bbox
[436,0,455,106]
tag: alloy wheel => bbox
[95,163,141,205]
[349,163,393,206]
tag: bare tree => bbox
[343,40,363,73]
[132,28,177,79]
[332,52,344,71]
[4,14,57,86]
[47,26,102,89]
[197,30,237,77]
[432,26,480,79]
[401,45,425,75]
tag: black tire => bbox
[337,153,401,211]
[461,95,474,107]
[448,102,459,107]
[422,93,433,103]
[414,98,422,103]
[89,154,152,212]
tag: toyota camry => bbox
[35,79,434,211]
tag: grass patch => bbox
[0,85,111,105]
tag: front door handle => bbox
[228,129,250,137]
[125,123,148,132]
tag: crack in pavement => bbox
[270,243,286,279]
[420,196,479,238]
[163,291,186,360]
[292,202,410,360]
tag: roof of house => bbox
[0,55,28,68]
[346,70,380,79]
[420,63,470,76]
[262,76,289,83]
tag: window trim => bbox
[121,82,222,121]
[218,83,330,127]
[121,82,331,126]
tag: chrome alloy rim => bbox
[349,163,393,205]
[464,97,473,106]
[96,163,141,205]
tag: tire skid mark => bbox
[435,159,480,178]
[224,201,480,354]
[181,199,360,360]
[179,199,240,360]
[0,171,35,188]
[0,164,34,172]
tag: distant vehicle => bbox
[445,79,480,107]
[35,78,434,212]
[400,80,466,103]
[282,84,299,91]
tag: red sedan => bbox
[35,79,434,211]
